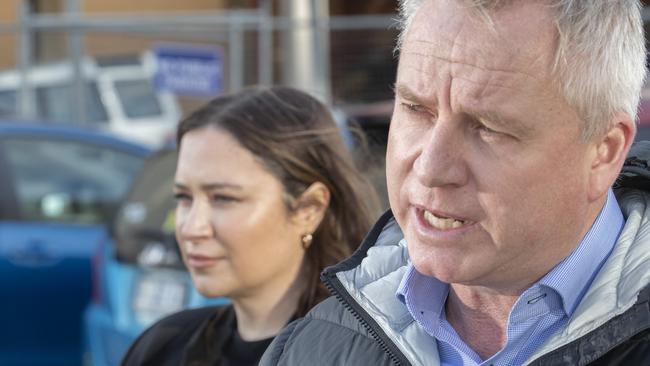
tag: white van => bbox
[0,53,181,147]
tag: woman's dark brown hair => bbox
[177,86,381,317]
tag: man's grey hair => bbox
[396,0,647,140]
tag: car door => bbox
[0,133,146,366]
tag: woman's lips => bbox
[186,254,223,269]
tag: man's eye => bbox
[471,121,503,138]
[477,125,497,134]
[401,102,427,114]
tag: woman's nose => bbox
[178,199,213,239]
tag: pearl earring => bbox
[301,234,313,249]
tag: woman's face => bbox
[174,127,307,300]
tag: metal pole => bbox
[313,0,331,104]
[258,0,273,86]
[27,10,263,31]
[280,0,330,103]
[24,12,393,32]
[228,22,244,92]
[18,0,34,119]
[66,0,86,125]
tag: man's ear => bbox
[588,114,636,201]
[291,182,331,234]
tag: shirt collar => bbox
[535,188,623,316]
[396,253,448,332]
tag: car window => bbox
[2,137,144,224]
[114,150,181,267]
[0,90,17,118]
[114,79,163,119]
[35,82,108,124]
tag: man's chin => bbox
[411,256,462,284]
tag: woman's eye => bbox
[212,195,237,204]
[173,192,191,202]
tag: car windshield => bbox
[114,149,181,267]
[114,79,163,119]
[35,82,108,124]
[3,137,145,224]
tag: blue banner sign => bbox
[153,44,224,96]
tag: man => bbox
[261,1,650,365]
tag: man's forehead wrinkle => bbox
[451,74,528,94]
[396,61,440,88]
[398,67,436,82]
[401,43,542,83]
[405,27,541,64]
[400,50,540,92]
[397,53,439,78]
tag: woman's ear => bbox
[291,182,331,234]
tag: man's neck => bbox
[442,194,614,361]
[445,284,519,360]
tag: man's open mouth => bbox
[423,210,469,230]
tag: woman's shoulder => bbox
[121,305,233,366]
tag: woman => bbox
[121,86,380,366]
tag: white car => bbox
[0,53,181,147]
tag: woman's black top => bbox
[221,327,274,366]
[121,305,275,366]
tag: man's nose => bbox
[413,118,469,188]
[179,200,213,239]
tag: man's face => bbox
[387,0,603,290]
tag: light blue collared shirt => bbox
[396,189,624,366]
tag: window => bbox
[35,82,108,124]
[114,79,163,119]
[3,138,144,224]
[0,90,17,118]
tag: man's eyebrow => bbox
[473,110,530,137]
[474,110,509,127]
[394,83,430,106]
[174,182,244,190]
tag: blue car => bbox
[83,148,226,366]
[0,122,151,366]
